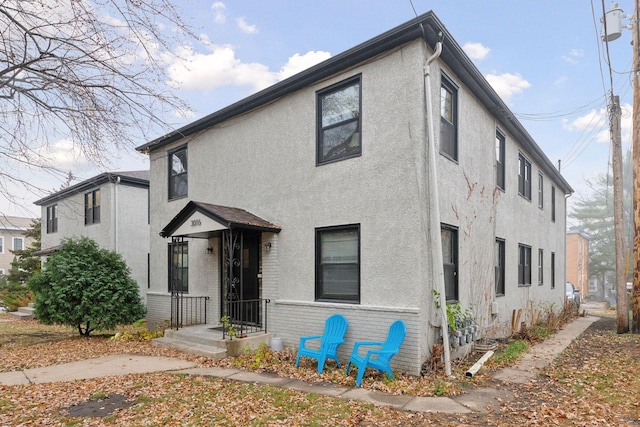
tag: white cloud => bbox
[166,38,332,93]
[39,139,92,170]
[278,51,331,80]
[211,1,226,24]
[564,107,609,143]
[562,49,584,65]
[174,108,196,119]
[166,43,276,91]
[485,73,531,103]
[463,42,490,60]
[237,17,258,34]
[565,103,632,144]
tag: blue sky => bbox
[10,1,636,222]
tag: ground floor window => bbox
[551,252,556,289]
[441,225,458,302]
[315,224,360,303]
[168,241,188,293]
[495,238,505,296]
[518,244,532,286]
[538,249,544,285]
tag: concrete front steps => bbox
[8,303,35,320]
[152,323,273,360]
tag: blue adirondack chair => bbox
[345,320,406,386]
[295,314,348,374]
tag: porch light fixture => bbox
[206,247,214,254]
[264,242,272,252]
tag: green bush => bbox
[0,277,33,311]
[28,237,145,335]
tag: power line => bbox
[408,0,418,18]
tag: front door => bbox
[241,233,260,303]
[222,230,261,325]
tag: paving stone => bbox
[227,370,293,386]
[284,379,351,397]
[341,388,413,409]
[403,396,471,414]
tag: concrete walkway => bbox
[0,354,198,386]
[0,315,601,414]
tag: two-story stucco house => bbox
[138,12,572,375]
[34,171,150,302]
[0,216,36,277]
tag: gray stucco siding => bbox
[145,34,569,374]
[431,59,566,334]
[40,181,150,302]
[148,40,431,309]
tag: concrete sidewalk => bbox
[0,354,198,386]
[0,315,600,414]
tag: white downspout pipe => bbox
[424,36,452,377]
[114,176,120,253]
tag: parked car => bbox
[566,282,580,308]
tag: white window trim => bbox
[13,237,24,251]
[0,236,4,254]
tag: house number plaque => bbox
[191,219,202,227]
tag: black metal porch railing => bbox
[223,298,270,338]
[170,293,210,329]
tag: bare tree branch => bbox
[0,0,196,211]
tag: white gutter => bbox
[423,34,452,377]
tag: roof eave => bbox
[34,172,149,206]
[137,11,573,195]
[136,13,430,154]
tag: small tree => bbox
[7,219,41,285]
[29,237,145,336]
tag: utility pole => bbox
[632,0,640,333]
[611,94,629,333]
[604,1,630,333]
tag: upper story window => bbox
[538,173,544,209]
[315,224,360,303]
[518,244,532,286]
[551,185,556,222]
[496,130,505,190]
[13,237,24,251]
[168,146,188,200]
[440,74,458,161]
[84,189,100,225]
[441,225,459,302]
[46,205,58,234]
[518,153,531,200]
[0,237,4,254]
[317,76,361,165]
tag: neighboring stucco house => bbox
[34,171,150,302]
[138,12,572,375]
[566,227,590,299]
[0,216,36,277]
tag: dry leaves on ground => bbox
[2,313,640,426]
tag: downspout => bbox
[114,176,120,253]
[423,32,452,377]
[564,192,572,300]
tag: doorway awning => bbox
[160,201,281,238]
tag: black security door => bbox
[222,230,261,325]
[242,232,260,302]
